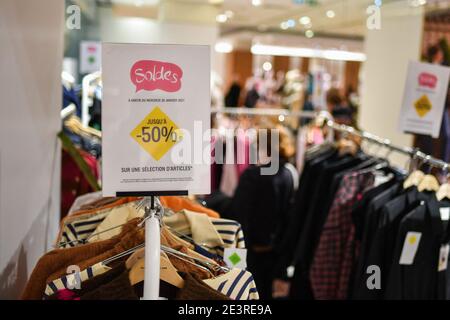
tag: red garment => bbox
[310,171,374,300]
[61,149,99,219]
[55,289,80,300]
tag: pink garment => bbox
[220,163,239,197]
[56,289,80,300]
[236,131,250,176]
[312,127,324,145]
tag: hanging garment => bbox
[164,209,245,259]
[351,187,431,299]
[203,268,259,300]
[61,149,99,218]
[385,197,450,300]
[309,171,375,299]
[160,196,220,219]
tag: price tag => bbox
[224,248,247,269]
[399,232,421,265]
[439,244,449,272]
[440,208,450,221]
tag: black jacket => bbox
[224,161,295,249]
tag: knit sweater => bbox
[21,219,140,300]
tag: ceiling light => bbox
[209,0,224,4]
[280,22,289,30]
[287,19,296,28]
[322,49,366,61]
[252,0,263,6]
[326,10,335,18]
[251,44,367,62]
[216,14,228,23]
[409,0,426,6]
[262,62,272,72]
[299,16,311,25]
[305,30,314,38]
[215,42,233,53]
[225,10,234,18]
[137,0,159,5]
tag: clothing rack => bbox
[136,196,163,300]
[324,117,450,170]
[212,108,449,170]
[211,106,316,119]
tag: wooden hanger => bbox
[128,251,185,288]
[418,174,440,192]
[436,183,450,201]
[403,170,425,189]
[336,138,358,156]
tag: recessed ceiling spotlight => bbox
[263,61,272,72]
[299,16,311,25]
[280,21,289,30]
[326,10,335,18]
[409,0,426,6]
[215,42,233,53]
[287,19,296,28]
[225,10,234,18]
[252,0,263,7]
[216,14,228,23]
[305,30,314,38]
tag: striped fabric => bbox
[164,210,246,259]
[44,262,111,297]
[203,268,259,300]
[210,219,245,258]
[58,212,110,248]
[58,202,139,248]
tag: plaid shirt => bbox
[310,171,374,300]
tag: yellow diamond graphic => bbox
[130,106,181,161]
[414,95,432,118]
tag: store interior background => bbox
[0,0,449,299]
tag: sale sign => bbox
[80,41,101,74]
[398,61,450,138]
[102,43,210,196]
[130,60,183,92]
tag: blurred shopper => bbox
[206,126,297,299]
[225,75,242,107]
[344,85,359,128]
[244,82,260,108]
[301,92,315,126]
[326,87,353,125]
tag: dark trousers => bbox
[247,249,275,300]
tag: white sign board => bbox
[80,41,102,74]
[398,61,450,138]
[102,43,211,196]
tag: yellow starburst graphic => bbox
[130,106,181,161]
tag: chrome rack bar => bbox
[325,119,450,170]
[211,106,316,119]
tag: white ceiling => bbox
[107,0,450,39]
